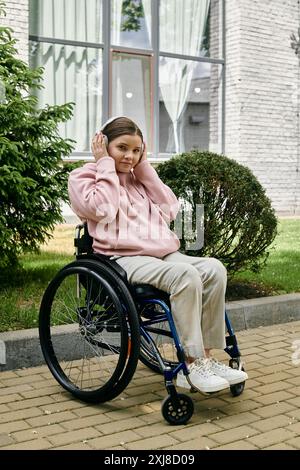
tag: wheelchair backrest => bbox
[74,223,93,255]
[73,223,129,285]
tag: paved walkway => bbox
[1,320,300,450]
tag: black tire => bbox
[161,394,194,425]
[230,382,245,397]
[138,299,179,374]
[39,260,140,403]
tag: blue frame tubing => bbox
[224,310,241,359]
[139,297,188,406]
[140,298,189,377]
[139,301,242,383]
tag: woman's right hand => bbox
[91,132,109,162]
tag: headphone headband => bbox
[100,116,131,131]
[99,116,145,155]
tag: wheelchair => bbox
[39,223,246,425]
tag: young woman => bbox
[68,116,248,394]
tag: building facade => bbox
[1,0,300,215]
[226,0,300,216]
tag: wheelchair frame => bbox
[39,223,245,425]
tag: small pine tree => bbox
[0,2,75,267]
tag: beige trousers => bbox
[115,251,227,358]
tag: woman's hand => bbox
[91,132,109,162]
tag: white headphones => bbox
[99,116,145,155]
[100,115,128,132]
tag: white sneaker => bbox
[176,358,229,393]
[208,358,248,386]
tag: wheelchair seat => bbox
[132,283,170,303]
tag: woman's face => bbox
[107,134,143,173]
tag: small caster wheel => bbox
[229,358,246,397]
[230,381,245,397]
[161,393,194,425]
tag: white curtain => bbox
[30,0,102,152]
[160,0,210,153]
[111,54,150,143]
[111,0,123,45]
[32,0,101,43]
[142,0,152,46]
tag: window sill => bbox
[62,153,176,163]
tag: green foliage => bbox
[121,0,144,32]
[0,5,75,267]
[156,150,278,276]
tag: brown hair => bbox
[102,117,143,144]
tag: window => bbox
[159,0,210,57]
[29,0,103,153]
[159,60,223,154]
[29,0,224,159]
[29,42,102,152]
[111,50,153,150]
[158,0,224,155]
[29,0,103,43]
[111,0,152,50]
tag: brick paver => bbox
[1,320,300,450]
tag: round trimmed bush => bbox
[156,150,278,276]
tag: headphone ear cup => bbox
[102,134,108,147]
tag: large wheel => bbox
[39,260,140,403]
[138,299,179,374]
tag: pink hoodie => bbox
[68,156,181,258]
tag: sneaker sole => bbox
[226,374,248,386]
[177,377,229,393]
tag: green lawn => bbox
[0,219,299,332]
[0,252,73,332]
[227,219,300,299]
[0,225,75,332]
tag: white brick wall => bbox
[226,0,300,215]
[209,0,222,153]
[224,0,241,159]
[1,0,29,63]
